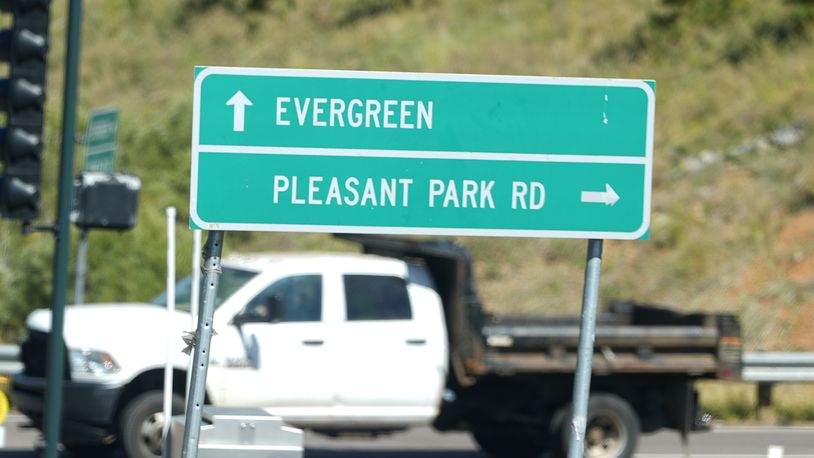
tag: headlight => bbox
[69,349,121,377]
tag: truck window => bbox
[245,275,322,322]
[151,266,258,311]
[344,275,411,321]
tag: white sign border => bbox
[190,67,654,240]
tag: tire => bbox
[552,393,640,458]
[471,424,543,458]
[119,390,184,458]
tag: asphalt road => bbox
[1,412,813,457]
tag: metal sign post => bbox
[162,207,177,458]
[181,231,224,458]
[73,229,89,304]
[568,239,604,458]
[186,229,202,404]
[72,106,120,304]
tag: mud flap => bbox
[669,380,699,447]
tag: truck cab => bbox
[203,253,449,428]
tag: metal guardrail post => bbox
[757,382,773,422]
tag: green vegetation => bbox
[697,381,814,425]
[698,381,760,423]
[1,0,814,419]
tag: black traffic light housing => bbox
[0,0,50,221]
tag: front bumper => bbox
[12,374,124,445]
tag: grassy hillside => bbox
[1,0,814,362]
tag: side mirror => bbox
[231,295,283,326]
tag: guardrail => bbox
[0,344,22,378]
[741,352,814,420]
[742,352,814,382]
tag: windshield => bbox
[151,266,259,311]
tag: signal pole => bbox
[43,0,83,456]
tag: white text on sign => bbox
[271,175,548,210]
[275,97,434,129]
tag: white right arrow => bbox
[581,184,620,206]
[226,90,253,132]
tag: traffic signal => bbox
[71,172,142,230]
[0,0,50,221]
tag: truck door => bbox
[335,273,444,422]
[224,274,334,409]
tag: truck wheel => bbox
[119,390,184,458]
[471,425,543,458]
[552,393,640,458]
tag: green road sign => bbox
[84,107,119,173]
[191,67,655,239]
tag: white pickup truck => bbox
[13,235,742,458]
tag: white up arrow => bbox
[581,184,620,206]
[226,90,253,132]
